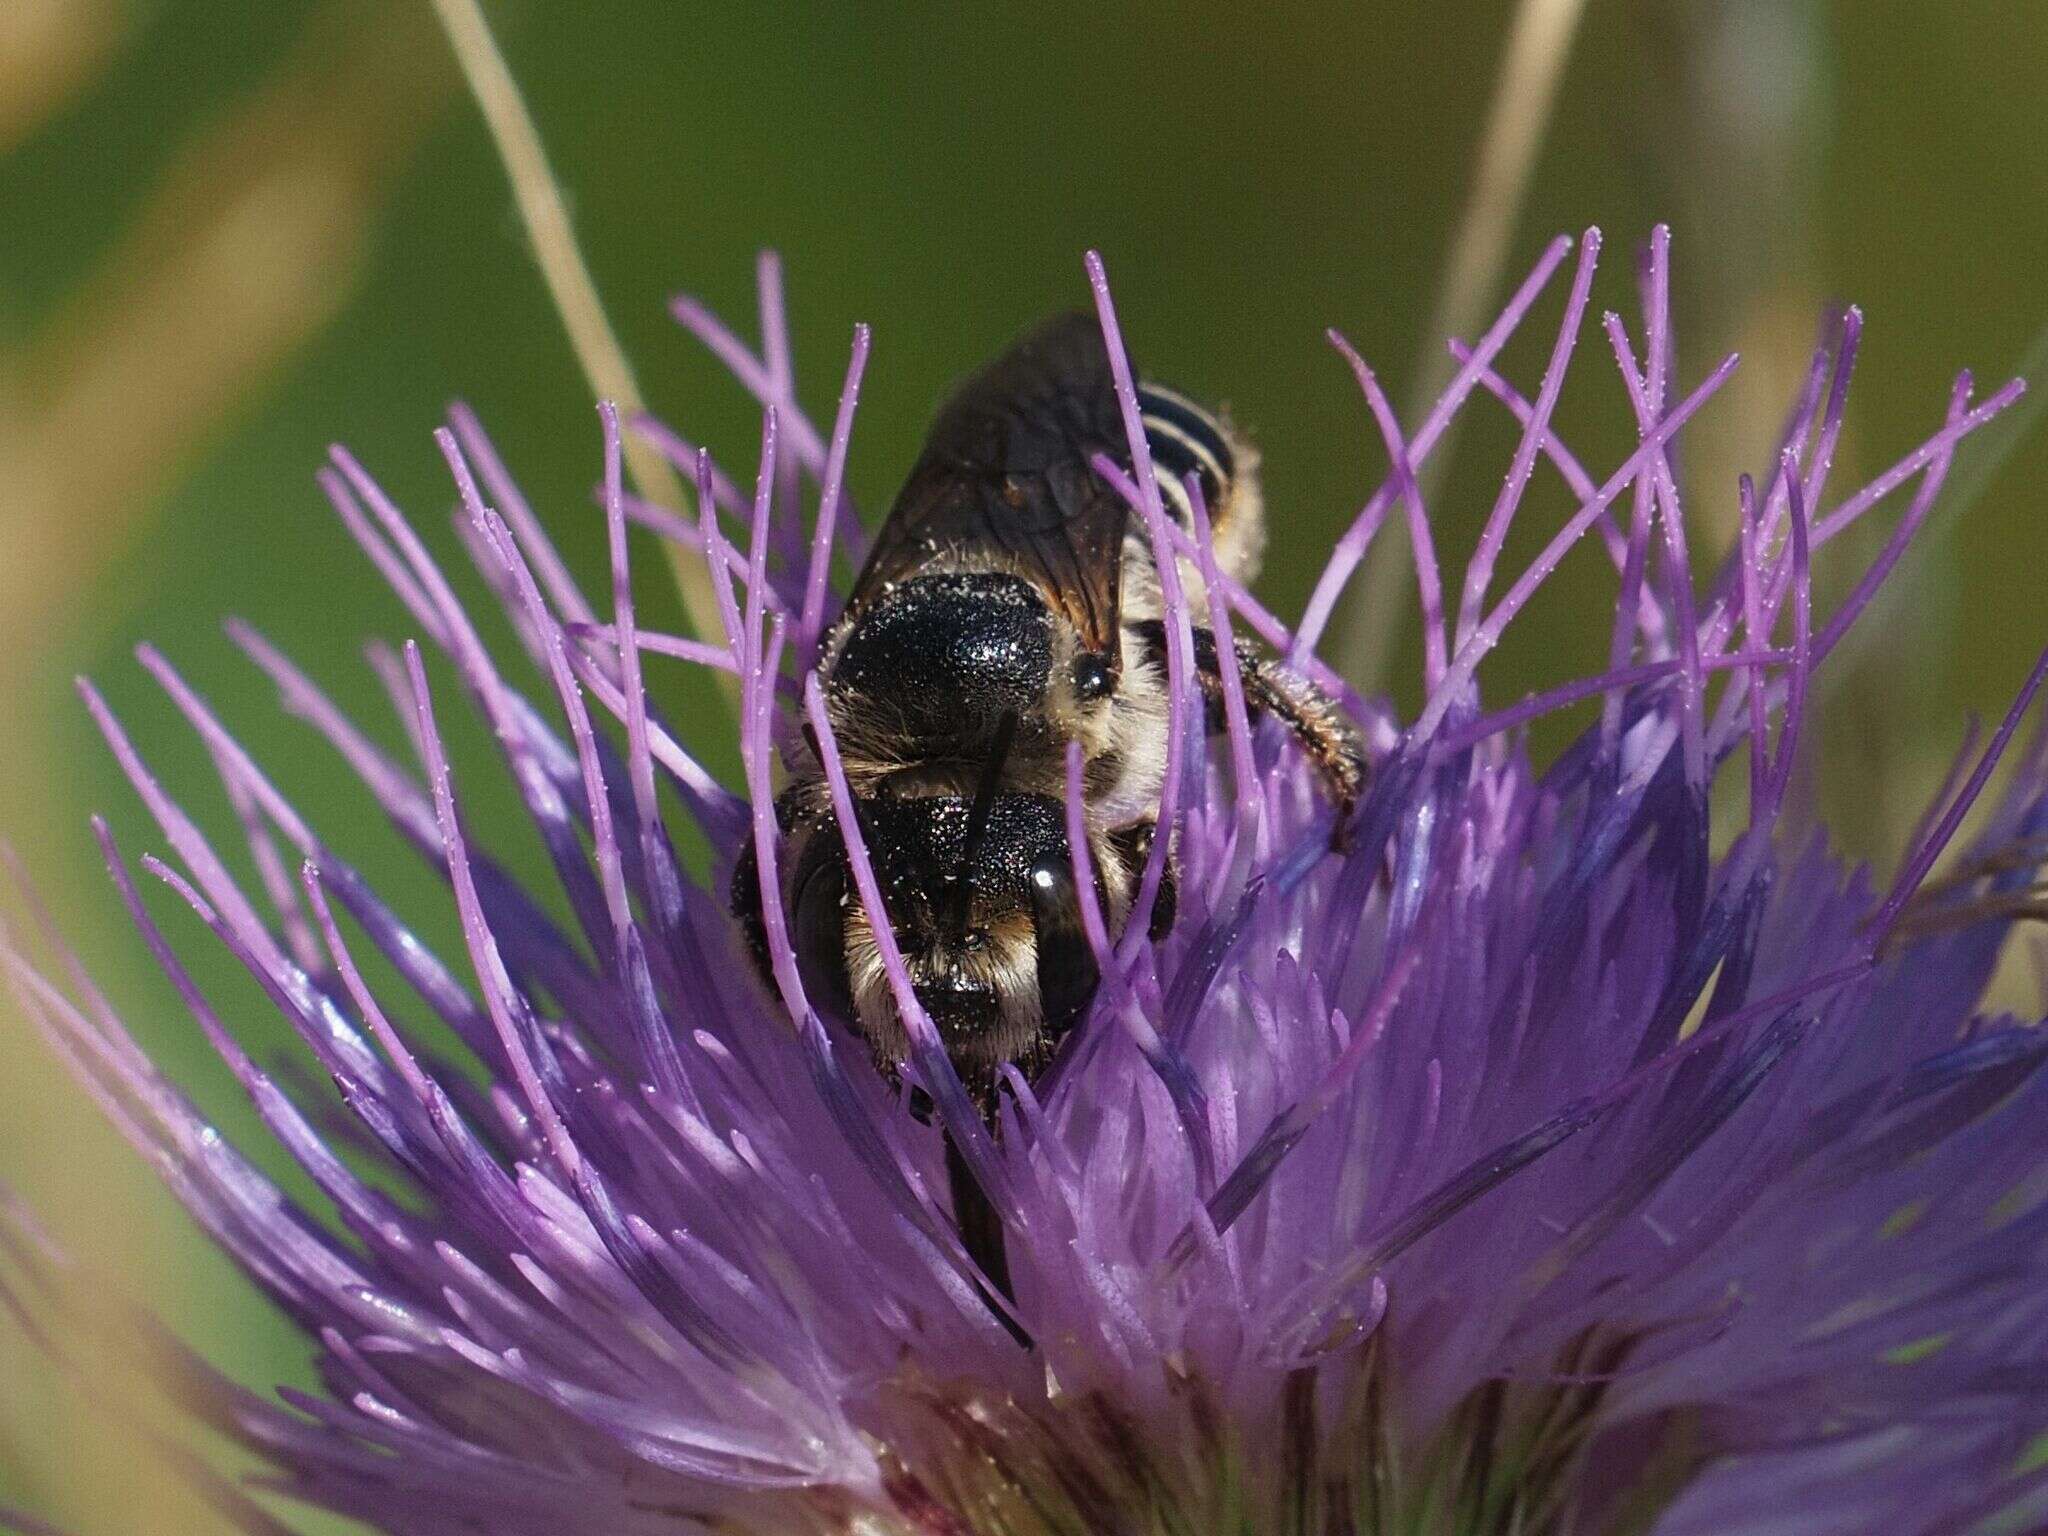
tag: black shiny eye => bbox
[1070,654,1115,702]
[791,841,853,1020]
[961,929,988,953]
[1027,854,1100,1038]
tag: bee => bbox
[734,312,1365,1098]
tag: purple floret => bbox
[5,230,2048,1535]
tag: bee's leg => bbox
[1108,819,1178,940]
[944,1071,1031,1345]
[1132,620,1368,825]
[727,833,775,984]
[728,785,829,990]
[945,1127,1015,1302]
[742,791,1029,1336]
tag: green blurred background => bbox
[1,1,2043,1529]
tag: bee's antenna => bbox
[952,710,1019,935]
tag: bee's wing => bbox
[853,313,1132,662]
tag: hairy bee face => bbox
[820,570,1125,791]
[787,791,1109,1075]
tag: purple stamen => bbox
[567,621,740,674]
[1327,331,1449,692]
[402,642,581,1180]
[1086,252,1199,954]
[1454,228,1602,652]
[1293,233,1575,658]
[668,289,830,473]
[800,324,871,653]
[1605,300,1707,793]
[1412,349,1741,743]
[1185,472,1264,855]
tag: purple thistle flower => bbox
[6,228,2048,1535]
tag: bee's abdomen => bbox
[832,572,1053,736]
[1138,382,1234,523]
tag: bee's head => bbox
[831,572,1114,745]
[788,789,1106,1075]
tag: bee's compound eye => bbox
[1070,654,1115,702]
[1028,857,1077,914]
[791,844,854,1020]
[1026,854,1099,1035]
[961,929,989,953]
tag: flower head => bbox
[6,231,2048,1535]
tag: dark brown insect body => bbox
[734,313,1364,1099]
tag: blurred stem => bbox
[0,0,448,697]
[1333,0,1590,691]
[428,0,729,677]
[0,0,123,154]
[0,7,448,1530]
